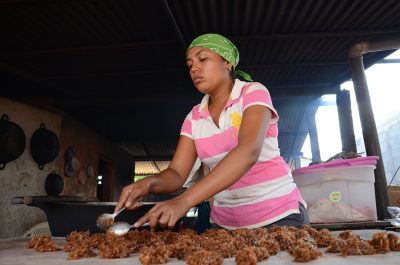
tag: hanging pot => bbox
[30,123,60,170]
[0,114,26,170]
[45,171,64,195]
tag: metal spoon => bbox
[96,207,126,230]
[107,221,149,236]
[96,200,154,230]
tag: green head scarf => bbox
[187,33,253,81]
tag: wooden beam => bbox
[0,40,179,57]
[52,85,334,108]
[306,100,321,162]
[44,61,347,79]
[56,93,201,107]
[1,30,399,58]
[233,29,400,42]
[336,89,357,152]
[349,55,390,219]
[244,62,347,69]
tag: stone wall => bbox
[0,97,134,238]
[0,97,61,238]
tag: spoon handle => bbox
[113,206,126,217]
[129,222,150,229]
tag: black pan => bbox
[30,123,60,170]
[45,171,64,195]
[0,114,26,170]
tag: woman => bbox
[115,33,308,230]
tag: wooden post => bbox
[348,55,390,219]
[306,102,321,163]
[336,89,357,152]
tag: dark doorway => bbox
[97,155,113,201]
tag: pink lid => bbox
[293,156,379,175]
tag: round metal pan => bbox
[0,114,26,170]
[30,123,60,170]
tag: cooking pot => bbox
[30,123,60,170]
[45,171,64,195]
[0,114,26,170]
[44,171,64,195]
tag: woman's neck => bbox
[209,79,234,107]
[208,79,234,126]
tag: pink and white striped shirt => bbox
[180,79,305,229]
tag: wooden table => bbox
[1,230,399,265]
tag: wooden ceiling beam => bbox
[52,85,336,108]
[1,29,399,57]
[56,94,201,107]
[43,61,347,79]
[0,40,179,57]
[233,29,400,41]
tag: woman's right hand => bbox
[114,177,152,213]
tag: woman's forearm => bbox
[179,144,258,206]
[145,167,187,194]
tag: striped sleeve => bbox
[242,83,279,122]
[180,113,194,139]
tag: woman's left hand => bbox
[133,196,192,229]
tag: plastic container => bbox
[292,164,378,223]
